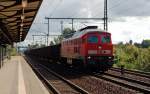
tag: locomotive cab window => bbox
[88,36,98,43]
[101,35,110,43]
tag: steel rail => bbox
[111,67,150,78]
[40,64,90,94]
[24,56,61,94]
[104,72,150,87]
[93,73,150,94]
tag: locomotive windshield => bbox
[101,35,110,43]
[88,36,98,43]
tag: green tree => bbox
[141,40,150,48]
[62,28,75,38]
[53,28,75,44]
[49,41,54,46]
[53,36,63,44]
[28,43,39,49]
[134,42,141,48]
[40,44,46,47]
[129,40,133,45]
[114,44,150,72]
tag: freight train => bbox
[25,26,114,71]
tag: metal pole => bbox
[2,47,3,67]
[32,35,34,45]
[47,19,50,46]
[106,0,108,31]
[72,19,74,31]
[0,47,2,69]
[60,21,63,33]
[40,37,42,45]
[104,0,106,30]
[45,36,46,45]
[45,17,103,20]
[0,46,1,69]
[46,33,48,46]
[4,47,6,59]
[104,0,108,31]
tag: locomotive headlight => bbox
[98,46,102,49]
[108,57,112,59]
[88,56,91,59]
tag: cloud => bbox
[20,0,150,46]
[109,17,126,22]
[108,0,150,17]
[109,17,150,43]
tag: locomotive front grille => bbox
[88,50,111,55]
[88,50,97,54]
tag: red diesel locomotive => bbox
[61,26,114,70]
[26,26,114,71]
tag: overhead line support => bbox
[45,17,104,32]
[104,0,108,31]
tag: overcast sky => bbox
[20,0,150,46]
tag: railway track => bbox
[68,68,150,93]
[53,67,137,94]
[92,71,150,94]
[104,72,150,87]
[110,67,150,78]
[25,56,137,94]
[25,56,149,94]
[68,66,150,93]
[107,67,150,86]
[25,57,89,94]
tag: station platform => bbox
[0,56,49,94]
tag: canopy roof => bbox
[0,0,43,45]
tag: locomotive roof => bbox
[63,29,109,41]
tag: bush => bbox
[114,44,150,72]
[9,47,18,56]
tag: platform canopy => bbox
[0,0,43,45]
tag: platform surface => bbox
[0,56,49,94]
